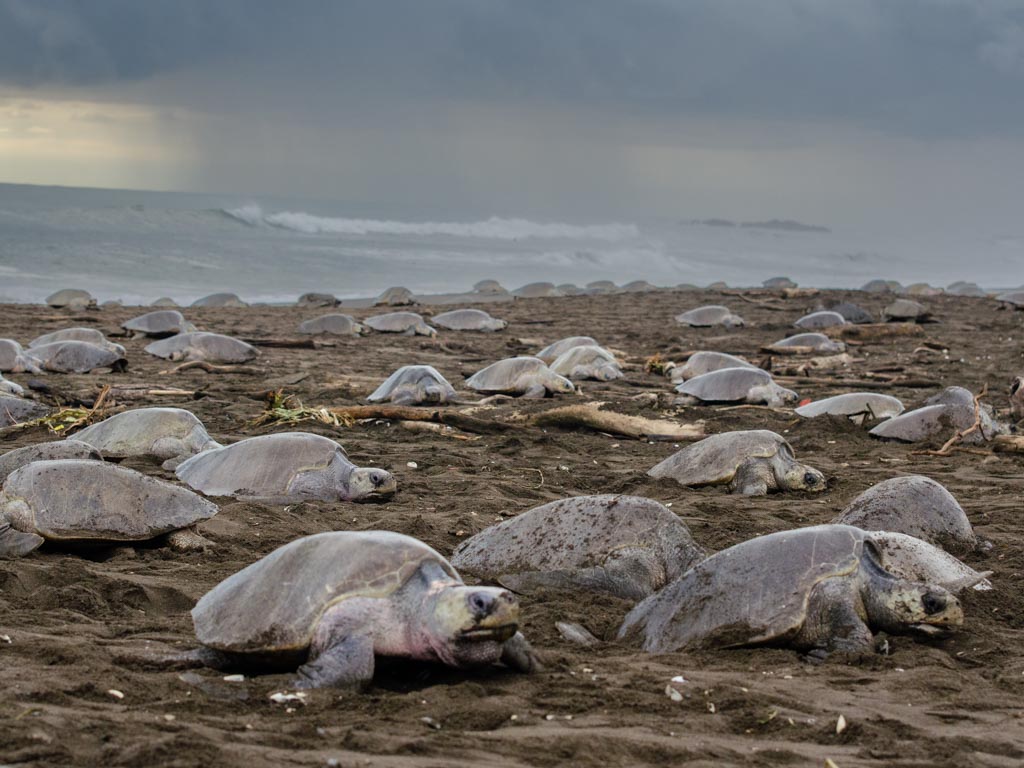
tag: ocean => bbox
[0,182,1019,305]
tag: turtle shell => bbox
[297,292,339,307]
[868,403,988,444]
[512,282,561,298]
[827,302,874,324]
[549,345,622,381]
[29,328,111,348]
[862,279,899,293]
[46,289,92,308]
[451,495,704,600]
[794,311,847,330]
[833,476,977,552]
[144,332,258,363]
[363,312,435,335]
[375,286,416,306]
[473,279,507,294]
[648,429,789,486]
[675,305,743,327]
[175,432,351,499]
[996,291,1024,307]
[432,309,507,332]
[191,293,248,308]
[465,357,564,394]
[763,277,797,289]
[0,459,217,542]
[151,297,179,307]
[367,365,456,405]
[945,282,986,298]
[122,310,196,337]
[883,299,928,321]
[672,352,754,383]
[618,525,869,652]
[795,393,904,421]
[297,314,364,335]
[536,337,599,364]
[0,340,41,373]
[72,407,218,461]
[193,531,459,654]
[622,280,657,292]
[770,333,844,352]
[0,395,49,427]
[676,367,785,403]
[585,280,618,293]
[0,440,101,483]
[30,341,126,373]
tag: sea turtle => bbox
[29,328,119,351]
[297,314,366,336]
[186,531,537,689]
[670,351,755,384]
[768,333,845,353]
[549,345,623,381]
[622,280,657,292]
[536,336,599,364]
[617,524,963,654]
[472,279,508,295]
[432,309,508,332]
[45,289,93,309]
[869,386,1002,444]
[647,429,825,496]
[706,281,730,291]
[144,332,259,363]
[946,282,987,298]
[101,300,123,309]
[374,286,416,306]
[151,297,180,307]
[675,368,797,407]
[556,284,585,296]
[675,305,744,328]
[996,291,1024,309]
[833,476,977,553]
[451,495,705,601]
[825,301,874,324]
[868,532,991,592]
[882,298,931,322]
[191,293,248,308]
[0,340,41,374]
[175,432,396,502]
[794,311,847,331]
[0,395,49,427]
[512,282,562,298]
[1011,376,1024,420]
[363,312,436,337]
[585,280,618,294]
[297,292,340,307]
[763,277,797,289]
[0,440,102,483]
[904,283,943,297]
[71,407,221,468]
[465,357,574,398]
[675,283,701,291]
[0,459,217,558]
[122,310,197,338]
[861,279,900,293]
[795,393,905,425]
[29,341,127,373]
[0,374,23,396]
[367,365,457,406]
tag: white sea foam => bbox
[222,205,639,241]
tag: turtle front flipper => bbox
[791,575,874,654]
[293,634,375,689]
[0,522,44,559]
[730,458,772,495]
[500,631,540,673]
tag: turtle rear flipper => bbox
[0,523,44,559]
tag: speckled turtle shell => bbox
[0,459,217,543]
[676,367,796,406]
[794,311,847,330]
[191,293,248,308]
[192,531,459,654]
[549,345,622,381]
[945,282,986,298]
[0,395,49,427]
[29,341,127,373]
[0,440,101,483]
[367,365,457,405]
[432,309,507,332]
[144,332,259,363]
[363,312,436,336]
[297,314,366,336]
[122,310,197,338]
[763,277,797,289]
[769,333,844,353]
[675,305,744,328]
[451,495,705,601]
[71,407,220,463]
[648,430,794,487]
[862,279,900,293]
[536,336,599,364]
[671,352,754,383]
[622,280,657,292]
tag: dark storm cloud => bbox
[3,0,1024,137]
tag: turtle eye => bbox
[803,472,819,486]
[922,591,946,615]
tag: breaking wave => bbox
[221,204,638,241]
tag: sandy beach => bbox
[1,287,1023,767]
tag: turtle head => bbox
[423,585,520,667]
[780,464,826,493]
[344,467,397,501]
[546,372,576,395]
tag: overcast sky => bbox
[2,0,1024,232]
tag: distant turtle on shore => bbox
[144,332,259,364]
[451,495,705,601]
[432,309,508,332]
[297,314,366,336]
[536,336,599,364]
[675,368,797,407]
[763,277,797,289]
[466,357,574,398]
[512,282,562,298]
[183,531,538,689]
[767,333,845,354]
[617,525,963,654]
[549,345,623,381]
[670,351,755,383]
[472,279,508,295]
[374,286,416,306]
[585,281,618,294]
[122,310,197,338]
[367,365,457,406]
[648,429,825,496]
[794,311,847,331]
[825,301,874,324]
[29,328,119,351]
[45,289,93,309]
[363,312,436,336]
[297,292,340,307]
[30,340,127,373]
[675,305,744,328]
[882,298,931,323]
[191,293,248,308]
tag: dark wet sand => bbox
[2,288,1023,767]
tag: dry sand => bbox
[1,288,1023,767]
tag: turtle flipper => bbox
[293,634,375,689]
[0,523,44,559]
[792,575,874,654]
[522,382,547,399]
[730,458,771,495]
[500,631,540,673]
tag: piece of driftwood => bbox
[398,421,477,440]
[107,386,200,401]
[160,361,264,375]
[240,338,336,349]
[529,403,704,441]
[325,405,516,435]
[993,435,1024,453]
[829,323,924,340]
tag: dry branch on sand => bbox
[828,323,924,340]
[0,385,114,438]
[992,435,1024,454]
[160,361,264,375]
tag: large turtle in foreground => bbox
[367,365,457,406]
[0,460,217,558]
[466,357,574,398]
[670,351,754,384]
[72,407,221,468]
[187,531,538,688]
[618,525,963,654]
[0,440,102,483]
[833,476,978,553]
[122,310,197,338]
[675,367,796,407]
[175,432,396,502]
[648,430,825,496]
[144,332,259,364]
[451,495,705,601]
